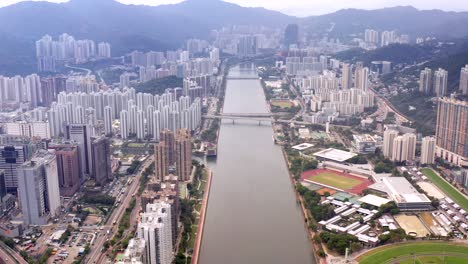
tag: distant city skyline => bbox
[0,0,467,16]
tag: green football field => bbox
[308,171,363,190]
[358,242,468,264]
[421,168,468,211]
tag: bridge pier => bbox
[258,121,261,126]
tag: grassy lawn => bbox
[308,172,363,190]
[199,180,206,192]
[271,100,293,108]
[188,224,198,249]
[421,168,468,210]
[398,256,468,264]
[358,242,468,264]
[195,203,202,212]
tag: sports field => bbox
[358,242,468,264]
[301,169,372,194]
[421,168,468,211]
[270,100,294,108]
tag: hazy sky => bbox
[1,0,467,16]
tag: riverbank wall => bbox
[192,169,213,264]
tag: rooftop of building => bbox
[292,143,314,151]
[358,194,391,207]
[353,134,377,143]
[313,148,357,162]
[370,174,431,204]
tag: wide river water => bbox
[198,64,315,264]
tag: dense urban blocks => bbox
[421,168,468,211]
[301,168,372,194]
[358,242,468,264]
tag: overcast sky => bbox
[1,0,467,16]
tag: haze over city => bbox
[1,0,468,16]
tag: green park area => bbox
[307,171,363,190]
[270,100,294,109]
[421,168,468,211]
[358,242,468,264]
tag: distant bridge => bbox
[226,76,260,80]
[203,114,352,128]
[204,113,273,122]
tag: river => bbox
[198,64,314,264]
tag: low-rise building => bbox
[369,174,432,211]
[353,134,377,154]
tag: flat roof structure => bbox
[370,174,431,210]
[313,148,357,162]
[359,194,391,207]
[292,143,314,151]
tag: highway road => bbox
[86,156,153,263]
[0,242,27,264]
[65,64,92,76]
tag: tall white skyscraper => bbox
[402,133,417,162]
[136,110,145,140]
[383,129,399,158]
[153,111,161,141]
[17,151,61,225]
[381,31,396,47]
[341,63,352,90]
[391,133,416,162]
[66,124,92,177]
[419,68,432,94]
[421,136,436,165]
[391,136,405,162]
[146,105,155,138]
[138,202,173,264]
[104,106,113,135]
[364,29,379,44]
[120,110,129,140]
[356,67,369,91]
[459,65,468,95]
[97,42,112,58]
[433,68,448,97]
[129,105,137,134]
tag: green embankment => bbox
[421,168,468,211]
[358,242,468,264]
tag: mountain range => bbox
[1,0,468,75]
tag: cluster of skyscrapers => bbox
[46,87,201,140]
[294,59,374,119]
[0,74,42,108]
[419,67,448,97]
[118,128,193,264]
[130,48,218,84]
[35,34,111,72]
[120,94,202,141]
[383,130,417,162]
[364,29,410,47]
[154,129,192,181]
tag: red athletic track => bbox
[301,168,372,195]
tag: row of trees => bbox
[319,232,359,255]
[79,194,115,206]
[296,184,336,222]
[126,160,141,174]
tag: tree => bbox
[348,154,368,164]
[175,253,187,264]
[303,159,318,171]
[350,242,362,253]
[317,250,326,258]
